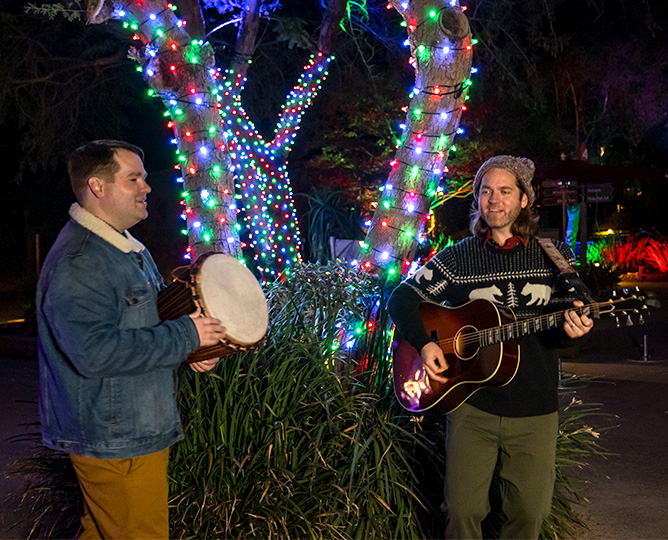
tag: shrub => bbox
[169,261,435,538]
[588,234,668,275]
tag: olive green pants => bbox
[70,448,170,539]
[444,404,558,540]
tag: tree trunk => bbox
[87,0,344,278]
[361,0,472,277]
[318,0,349,55]
[88,0,241,261]
[221,53,333,279]
[232,0,260,76]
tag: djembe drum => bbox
[157,253,268,362]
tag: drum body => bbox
[157,253,268,362]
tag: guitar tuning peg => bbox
[615,316,620,328]
[612,290,618,298]
[625,315,633,327]
[638,313,645,325]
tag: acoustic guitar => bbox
[393,291,653,414]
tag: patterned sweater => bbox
[388,236,583,417]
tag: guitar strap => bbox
[537,237,593,303]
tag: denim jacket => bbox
[37,204,200,459]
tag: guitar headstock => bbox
[595,287,661,326]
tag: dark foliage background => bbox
[1,0,666,283]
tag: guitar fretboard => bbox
[477,303,599,347]
[435,294,646,353]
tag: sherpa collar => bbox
[69,203,145,254]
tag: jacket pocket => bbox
[119,284,152,329]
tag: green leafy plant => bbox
[540,395,613,539]
[578,262,623,300]
[169,261,433,538]
[587,234,668,276]
[301,189,363,263]
[4,437,81,540]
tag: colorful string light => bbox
[111,1,332,280]
[361,0,474,277]
[217,54,333,280]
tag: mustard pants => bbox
[70,448,170,539]
[444,404,558,540]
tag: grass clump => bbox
[170,261,433,539]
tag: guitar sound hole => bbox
[454,326,479,360]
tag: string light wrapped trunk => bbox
[217,53,333,281]
[88,0,241,261]
[361,0,472,277]
[86,0,339,279]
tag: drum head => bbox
[196,254,268,346]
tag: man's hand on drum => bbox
[189,357,220,372]
[189,307,227,347]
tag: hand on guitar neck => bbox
[563,300,594,338]
[419,300,594,385]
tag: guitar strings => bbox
[433,301,608,350]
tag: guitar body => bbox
[393,299,520,414]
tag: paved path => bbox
[0,353,38,539]
[560,282,668,540]
[560,369,668,540]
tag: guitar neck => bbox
[477,303,600,348]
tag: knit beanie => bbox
[472,155,536,206]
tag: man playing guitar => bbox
[388,155,593,539]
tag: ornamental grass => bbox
[169,262,434,539]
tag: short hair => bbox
[469,178,539,239]
[68,140,144,201]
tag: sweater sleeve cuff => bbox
[388,284,434,353]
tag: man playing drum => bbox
[36,140,227,539]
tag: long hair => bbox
[469,183,538,239]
